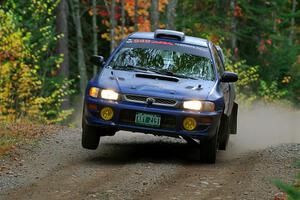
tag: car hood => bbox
[97,69,216,101]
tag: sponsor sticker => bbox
[127,39,174,46]
[126,39,205,50]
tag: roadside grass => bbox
[0,121,58,157]
[0,123,20,156]
[0,132,19,156]
[273,160,300,200]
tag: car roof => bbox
[128,32,209,48]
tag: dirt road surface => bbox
[0,106,299,200]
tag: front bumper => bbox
[84,97,222,139]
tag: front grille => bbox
[124,94,177,107]
[119,109,176,129]
[125,95,147,102]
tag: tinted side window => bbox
[212,47,224,77]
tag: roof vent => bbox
[136,73,179,82]
[154,29,185,41]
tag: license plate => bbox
[135,112,161,127]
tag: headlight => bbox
[101,89,119,100]
[183,100,215,111]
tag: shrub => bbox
[0,3,73,123]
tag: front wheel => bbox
[82,120,100,150]
[200,133,218,164]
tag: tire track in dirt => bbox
[133,144,299,200]
[3,161,127,199]
[0,131,186,200]
[1,103,299,200]
[133,151,261,200]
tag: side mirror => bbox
[90,55,104,66]
[221,71,238,83]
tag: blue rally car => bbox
[82,29,238,163]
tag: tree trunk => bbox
[230,0,238,60]
[166,0,177,30]
[56,0,70,107]
[110,0,116,53]
[289,0,297,45]
[151,0,159,31]
[56,0,69,79]
[134,0,138,31]
[121,0,125,38]
[70,0,87,95]
[92,0,98,76]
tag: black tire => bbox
[219,115,229,150]
[200,133,218,164]
[219,133,229,150]
[82,120,100,150]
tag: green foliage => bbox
[4,0,62,91]
[265,41,300,105]
[224,50,259,104]
[221,46,289,105]
[1,0,299,125]
[0,1,73,124]
[40,80,75,124]
[273,160,300,200]
[273,179,300,200]
[237,0,300,106]
[258,81,288,103]
[174,0,300,106]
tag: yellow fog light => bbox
[100,107,114,121]
[183,117,197,131]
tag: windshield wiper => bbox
[113,65,197,80]
[113,65,149,72]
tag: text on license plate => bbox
[135,112,161,127]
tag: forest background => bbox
[0,0,299,124]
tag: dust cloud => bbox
[228,103,300,154]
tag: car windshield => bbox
[109,46,215,81]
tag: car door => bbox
[212,46,230,116]
[217,47,236,117]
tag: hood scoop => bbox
[186,85,203,90]
[135,73,179,82]
[109,76,125,81]
[185,86,194,89]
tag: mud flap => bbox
[230,102,238,134]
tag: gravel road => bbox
[0,106,299,200]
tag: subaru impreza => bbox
[82,29,238,163]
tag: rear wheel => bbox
[200,133,218,164]
[82,120,100,150]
